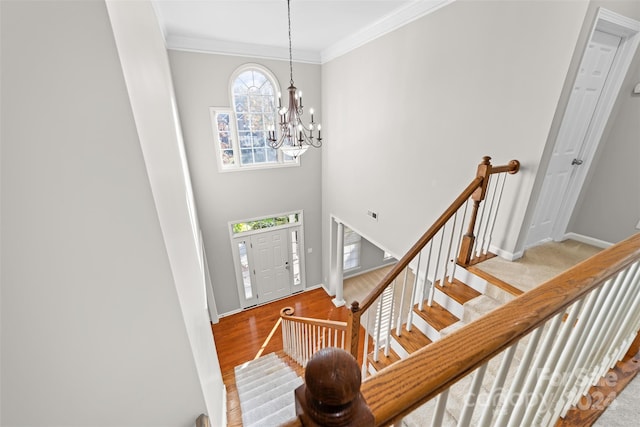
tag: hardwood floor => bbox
[211,287,358,426]
[211,288,347,374]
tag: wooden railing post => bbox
[458,156,493,266]
[346,301,361,359]
[295,347,374,426]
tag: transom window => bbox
[211,64,297,171]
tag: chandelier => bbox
[267,0,322,158]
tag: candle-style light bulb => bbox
[310,108,314,123]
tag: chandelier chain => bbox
[287,0,294,86]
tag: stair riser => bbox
[453,267,488,294]
[390,336,410,359]
[410,313,443,342]
[433,288,465,319]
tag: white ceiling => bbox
[152,0,453,64]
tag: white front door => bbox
[526,29,622,247]
[251,229,291,304]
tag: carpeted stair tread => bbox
[234,352,279,379]
[368,347,401,372]
[413,300,459,331]
[247,402,297,427]
[236,364,291,395]
[240,371,301,406]
[391,325,432,354]
[434,278,481,305]
[243,390,299,426]
[235,353,303,427]
[461,294,502,323]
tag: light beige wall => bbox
[168,50,322,314]
[567,1,640,244]
[321,0,588,281]
[1,1,207,425]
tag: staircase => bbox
[234,352,303,427]
[365,259,516,377]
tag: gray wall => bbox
[344,235,395,279]
[321,0,589,285]
[168,50,323,314]
[1,1,207,425]
[567,1,640,244]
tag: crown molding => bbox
[165,35,321,64]
[163,0,455,65]
[320,0,455,63]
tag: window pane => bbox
[291,230,301,286]
[232,67,279,166]
[216,112,235,166]
[241,149,254,165]
[344,243,361,270]
[238,241,253,299]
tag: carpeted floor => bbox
[475,239,602,292]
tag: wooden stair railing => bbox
[346,156,520,359]
[280,307,348,367]
[294,233,640,426]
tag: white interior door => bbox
[251,229,291,304]
[526,29,621,247]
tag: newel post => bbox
[295,347,374,426]
[345,301,361,359]
[457,156,493,266]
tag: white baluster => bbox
[428,232,445,307]
[451,199,470,281]
[364,310,372,376]
[458,363,488,427]
[373,295,383,362]
[477,344,517,427]
[478,173,499,257]
[472,174,490,259]
[546,286,604,423]
[442,211,458,285]
[384,281,396,357]
[506,313,563,427]
[396,268,409,336]
[485,173,507,254]
[421,241,434,309]
[406,251,422,332]
[432,389,449,426]
[522,298,586,426]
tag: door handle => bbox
[571,158,584,166]
[285,261,290,270]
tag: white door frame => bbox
[528,8,640,247]
[229,211,306,309]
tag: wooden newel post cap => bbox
[295,348,374,426]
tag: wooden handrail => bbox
[354,176,483,315]
[345,156,520,357]
[280,307,347,330]
[359,233,640,426]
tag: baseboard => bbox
[563,232,613,249]
[344,261,396,280]
[218,284,328,318]
[218,308,243,318]
[489,244,524,261]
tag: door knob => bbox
[571,158,584,166]
[285,261,290,270]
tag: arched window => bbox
[211,64,296,170]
